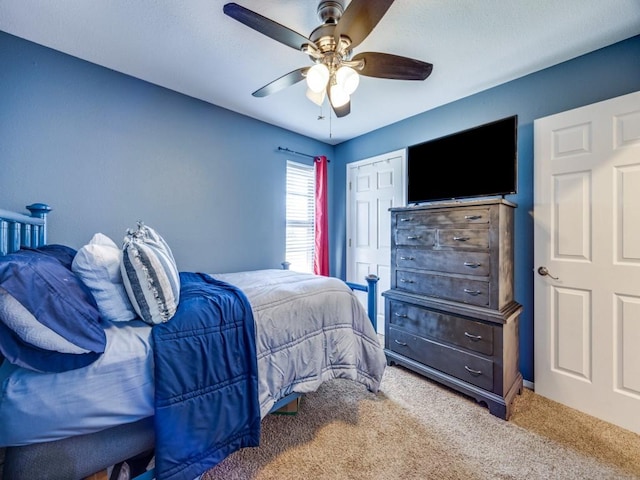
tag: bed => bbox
[0,204,386,480]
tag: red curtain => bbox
[314,156,329,276]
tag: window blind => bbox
[286,160,315,273]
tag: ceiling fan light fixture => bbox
[335,65,359,95]
[329,81,350,108]
[306,63,330,93]
[223,1,434,119]
[306,87,326,106]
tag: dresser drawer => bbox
[387,327,494,391]
[437,229,489,249]
[395,270,490,306]
[396,248,490,276]
[396,208,490,227]
[388,300,494,355]
[395,228,436,247]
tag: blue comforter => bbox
[152,272,260,480]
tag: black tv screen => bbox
[407,115,518,204]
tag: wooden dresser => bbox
[383,198,523,419]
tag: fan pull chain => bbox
[329,107,332,138]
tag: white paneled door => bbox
[533,90,640,435]
[347,149,405,333]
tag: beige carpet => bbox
[202,365,640,480]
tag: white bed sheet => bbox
[0,319,154,446]
[0,269,385,447]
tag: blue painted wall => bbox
[0,31,334,274]
[1,28,639,383]
[333,35,640,382]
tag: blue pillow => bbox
[0,248,106,372]
[34,244,78,269]
[20,244,78,270]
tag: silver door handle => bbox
[537,266,559,280]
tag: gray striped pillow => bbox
[121,222,180,325]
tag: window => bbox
[286,160,315,273]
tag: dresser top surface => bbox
[390,197,517,212]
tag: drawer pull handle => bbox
[463,288,481,296]
[394,313,408,318]
[400,279,415,284]
[400,256,415,261]
[463,262,481,268]
[464,331,482,341]
[464,215,482,220]
[406,235,421,240]
[464,365,482,376]
[453,236,470,242]
[394,339,408,346]
[399,217,413,222]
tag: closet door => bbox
[346,149,405,333]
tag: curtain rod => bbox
[277,146,330,162]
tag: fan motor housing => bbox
[310,24,337,53]
[311,1,352,58]
[317,1,344,24]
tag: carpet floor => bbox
[201,365,640,480]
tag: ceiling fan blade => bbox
[223,3,310,51]
[334,0,395,50]
[327,89,351,118]
[352,52,433,80]
[332,100,350,118]
[252,67,309,97]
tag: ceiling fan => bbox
[223,0,433,118]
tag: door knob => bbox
[537,266,559,280]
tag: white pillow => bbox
[72,233,137,322]
[121,223,180,325]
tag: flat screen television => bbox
[407,115,518,204]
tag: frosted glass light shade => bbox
[329,83,350,108]
[335,66,359,95]
[306,88,326,106]
[306,64,330,93]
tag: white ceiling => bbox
[1,1,639,145]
